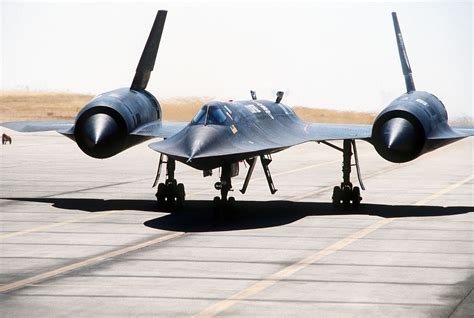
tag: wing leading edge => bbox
[446,126,474,138]
[1,119,188,140]
[304,123,372,141]
[130,121,188,139]
[0,121,74,134]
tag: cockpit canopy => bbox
[192,103,228,125]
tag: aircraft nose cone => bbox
[381,117,416,151]
[187,140,203,162]
[184,126,223,161]
[81,113,119,149]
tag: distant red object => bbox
[2,133,12,144]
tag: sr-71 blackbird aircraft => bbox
[2,11,473,213]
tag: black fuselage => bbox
[153,100,310,170]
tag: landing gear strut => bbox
[240,155,278,195]
[332,140,362,210]
[214,164,235,204]
[213,163,238,217]
[155,155,185,209]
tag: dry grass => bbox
[0,91,377,124]
[293,106,376,124]
[2,91,470,125]
[160,97,212,122]
[0,91,92,121]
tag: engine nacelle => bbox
[74,88,161,158]
[372,91,448,163]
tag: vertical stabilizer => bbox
[392,12,416,92]
[131,10,167,91]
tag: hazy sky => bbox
[1,0,473,118]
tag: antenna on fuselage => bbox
[250,90,257,100]
[392,12,416,93]
[275,91,284,103]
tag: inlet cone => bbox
[381,118,416,152]
[81,113,119,149]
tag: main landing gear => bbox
[328,139,364,210]
[154,154,185,209]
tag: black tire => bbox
[228,197,236,213]
[156,183,166,207]
[178,183,186,198]
[165,182,176,208]
[342,187,352,210]
[352,186,361,210]
[332,186,342,209]
[212,196,222,219]
[176,183,185,208]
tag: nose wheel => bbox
[212,163,237,218]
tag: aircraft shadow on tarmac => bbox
[4,197,473,232]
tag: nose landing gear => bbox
[213,163,239,218]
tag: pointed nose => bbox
[82,113,120,149]
[381,118,417,152]
[187,140,202,162]
[185,126,222,161]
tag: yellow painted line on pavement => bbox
[193,175,473,318]
[0,232,185,293]
[415,175,474,206]
[0,160,403,294]
[0,210,120,240]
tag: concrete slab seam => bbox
[192,174,474,318]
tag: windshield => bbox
[207,107,227,124]
[192,107,207,124]
[191,105,227,125]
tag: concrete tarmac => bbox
[0,132,473,317]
